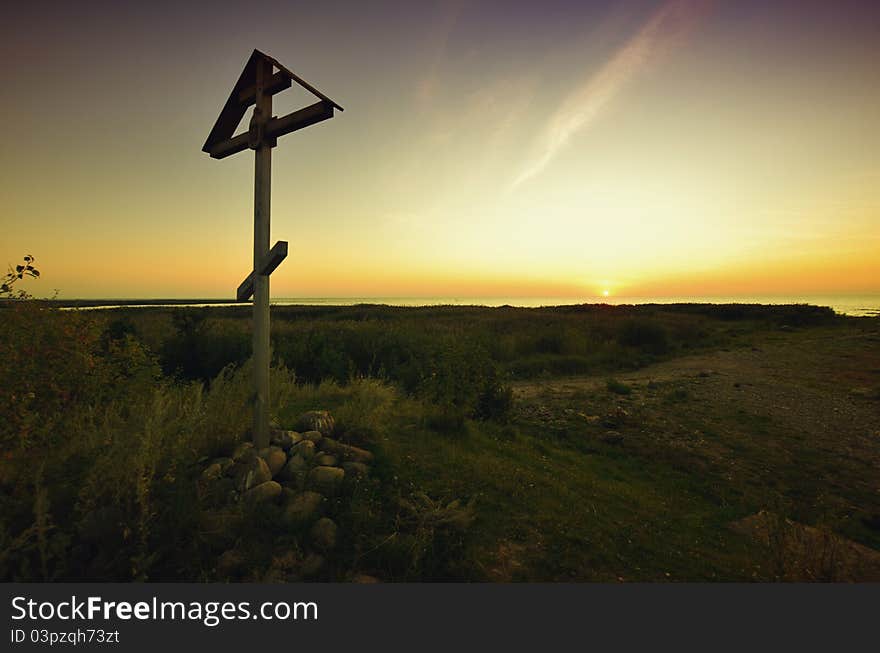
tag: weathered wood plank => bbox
[238,72,292,104]
[209,102,335,159]
[259,50,344,112]
[236,240,289,301]
[266,101,335,140]
[208,132,250,159]
[252,57,274,449]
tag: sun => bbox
[602,289,610,297]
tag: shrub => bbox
[617,319,669,354]
[1,255,40,300]
[333,378,398,443]
[160,312,249,382]
[474,371,513,421]
[272,321,512,421]
[0,301,298,580]
[606,378,633,395]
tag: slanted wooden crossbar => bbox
[202,49,342,448]
[237,240,289,302]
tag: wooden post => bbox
[252,58,272,449]
[202,50,342,449]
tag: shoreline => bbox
[18,297,879,318]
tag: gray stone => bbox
[283,491,324,527]
[289,471,307,490]
[259,446,288,477]
[307,466,345,496]
[249,456,273,488]
[302,430,324,444]
[309,517,338,552]
[234,456,272,491]
[244,480,282,504]
[211,457,235,475]
[270,430,302,450]
[315,453,338,467]
[296,410,335,436]
[232,441,254,462]
[278,454,308,482]
[293,439,316,460]
[320,437,373,463]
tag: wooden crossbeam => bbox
[236,240,289,301]
[208,132,250,160]
[207,101,336,159]
[268,100,335,140]
[238,71,292,104]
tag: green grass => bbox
[606,378,633,395]
[291,379,766,581]
[1,300,873,581]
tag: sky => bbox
[1,0,879,299]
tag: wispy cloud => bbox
[415,0,466,108]
[510,0,711,190]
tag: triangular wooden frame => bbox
[202,49,344,159]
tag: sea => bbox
[60,295,880,317]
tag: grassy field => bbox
[1,301,878,581]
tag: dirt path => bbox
[515,326,879,507]
[511,347,750,399]
[504,323,880,579]
[512,326,880,409]
[512,326,880,468]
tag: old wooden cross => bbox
[202,50,343,448]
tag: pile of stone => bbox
[198,410,375,580]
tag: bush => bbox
[160,311,249,382]
[272,321,512,421]
[617,319,669,354]
[0,302,298,580]
[475,371,513,421]
[606,378,633,395]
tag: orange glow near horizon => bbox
[2,2,879,300]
